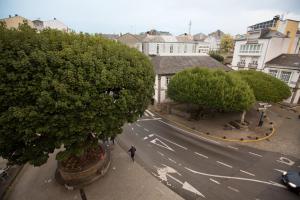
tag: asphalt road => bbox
[118,110,300,200]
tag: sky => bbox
[1,0,300,36]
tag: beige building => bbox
[0,14,35,29]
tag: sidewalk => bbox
[4,143,183,200]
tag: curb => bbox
[150,109,276,143]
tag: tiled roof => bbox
[265,54,300,69]
[151,56,231,75]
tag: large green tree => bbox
[167,68,255,115]
[220,34,234,53]
[0,24,154,166]
[232,70,291,102]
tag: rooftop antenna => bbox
[188,20,192,35]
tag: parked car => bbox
[282,171,300,195]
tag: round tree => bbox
[232,70,291,102]
[167,68,255,116]
[0,24,154,168]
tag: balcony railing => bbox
[237,62,245,68]
[248,63,258,69]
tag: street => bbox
[118,110,300,200]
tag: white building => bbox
[151,56,231,104]
[204,30,224,51]
[32,18,69,32]
[231,29,290,71]
[264,54,300,105]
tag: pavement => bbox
[118,110,300,200]
[3,143,183,200]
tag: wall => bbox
[1,16,35,29]
[265,37,290,63]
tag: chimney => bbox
[9,15,11,18]
[15,14,18,16]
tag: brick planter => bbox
[55,144,111,189]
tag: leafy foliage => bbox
[232,70,291,103]
[209,51,224,62]
[167,68,255,112]
[0,24,154,166]
[220,34,234,53]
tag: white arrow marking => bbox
[182,182,206,198]
[150,138,174,152]
[185,167,286,188]
[155,134,188,150]
[274,169,287,174]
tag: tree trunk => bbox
[240,110,246,124]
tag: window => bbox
[170,44,173,53]
[239,44,262,53]
[268,69,278,77]
[156,44,160,54]
[251,58,258,65]
[280,71,292,83]
[166,76,171,85]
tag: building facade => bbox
[264,54,300,105]
[0,15,35,29]
[204,30,224,51]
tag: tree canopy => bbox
[0,24,154,166]
[220,34,234,53]
[231,70,291,103]
[167,68,255,112]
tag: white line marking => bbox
[158,120,220,144]
[150,138,174,152]
[168,158,177,164]
[144,112,149,117]
[227,145,238,150]
[157,151,164,156]
[240,170,255,177]
[137,118,162,121]
[131,127,134,131]
[184,167,286,188]
[149,134,154,137]
[143,136,148,140]
[248,152,263,157]
[194,152,208,159]
[216,161,232,168]
[227,186,239,193]
[136,124,141,127]
[146,109,155,117]
[155,134,188,150]
[269,180,285,188]
[144,128,149,132]
[274,169,286,174]
[209,178,220,184]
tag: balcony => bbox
[248,63,258,69]
[237,62,245,68]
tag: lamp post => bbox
[258,103,272,127]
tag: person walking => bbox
[110,135,116,145]
[128,146,136,162]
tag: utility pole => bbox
[257,103,272,127]
[188,20,192,35]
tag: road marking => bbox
[143,136,148,140]
[155,134,188,150]
[216,161,233,168]
[157,151,164,156]
[136,124,141,127]
[240,170,255,177]
[276,157,295,166]
[182,181,205,198]
[144,128,149,132]
[227,186,239,193]
[144,112,149,117]
[149,134,154,137]
[248,152,263,157]
[146,109,155,117]
[184,167,286,188]
[227,145,238,150]
[209,178,220,184]
[158,120,220,145]
[274,169,286,174]
[194,152,208,159]
[150,138,174,152]
[269,181,285,188]
[137,118,162,121]
[168,158,177,164]
[131,127,134,131]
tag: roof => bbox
[265,54,300,69]
[176,34,193,42]
[151,56,231,75]
[260,29,286,39]
[193,33,207,41]
[99,34,119,40]
[117,33,143,44]
[208,30,224,39]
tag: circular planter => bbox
[55,144,111,189]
